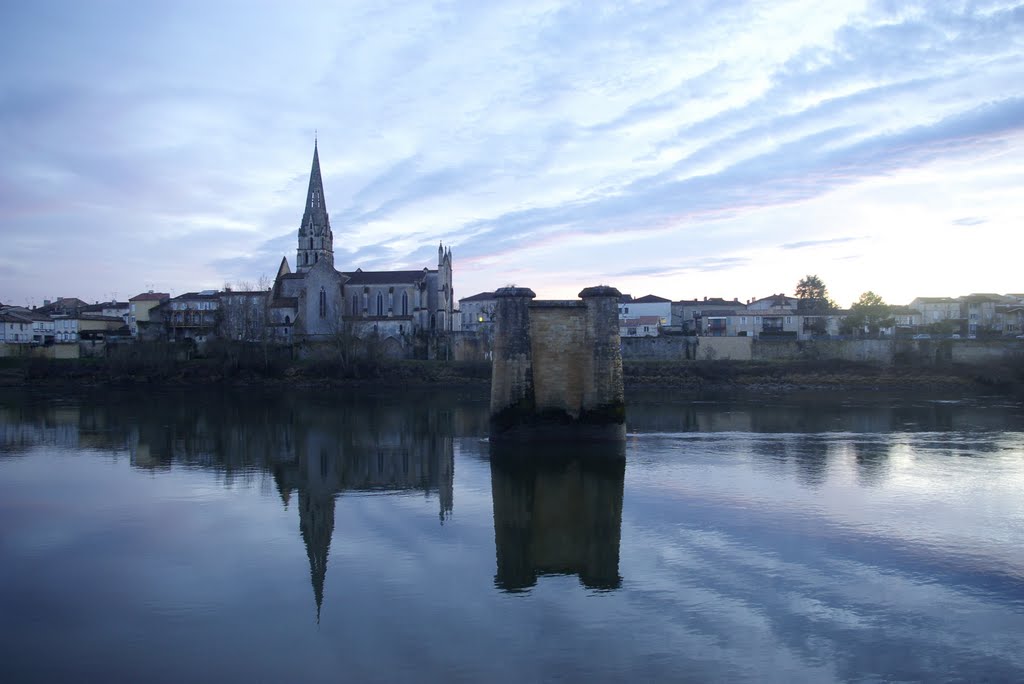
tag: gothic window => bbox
[376,293,384,317]
[315,253,319,263]
[310,237,314,250]
[319,288,326,318]
[285,316,290,325]
[401,292,409,316]
[352,295,358,315]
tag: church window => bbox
[376,293,384,316]
[319,288,326,318]
[401,292,408,316]
[352,294,358,315]
[285,316,290,325]
[310,237,314,250]
[315,253,319,263]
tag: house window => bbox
[319,288,326,318]
[376,293,384,316]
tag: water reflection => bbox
[0,390,458,621]
[1,389,1023,682]
[272,414,454,619]
[489,443,625,592]
[627,391,1024,434]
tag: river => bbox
[1,388,1022,683]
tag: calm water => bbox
[1,387,1023,683]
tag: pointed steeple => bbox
[296,139,334,272]
[305,140,326,216]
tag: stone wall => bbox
[619,336,1024,366]
[699,337,753,361]
[529,303,586,417]
[452,330,491,361]
[952,340,1024,364]
[751,339,895,364]
[620,335,693,361]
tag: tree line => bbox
[795,274,895,337]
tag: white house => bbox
[619,294,671,324]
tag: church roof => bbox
[342,269,434,285]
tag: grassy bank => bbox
[2,355,1022,395]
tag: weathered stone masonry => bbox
[490,286,625,441]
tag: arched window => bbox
[285,315,290,325]
[352,294,358,316]
[319,287,326,318]
[376,293,384,317]
[401,291,409,316]
[310,237,314,250]
[315,252,318,263]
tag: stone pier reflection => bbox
[489,442,625,592]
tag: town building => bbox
[459,292,497,334]
[128,292,170,337]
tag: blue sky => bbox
[1,0,1022,308]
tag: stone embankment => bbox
[1,357,1022,396]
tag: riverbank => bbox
[2,356,1022,396]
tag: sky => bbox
[1,0,1022,309]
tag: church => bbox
[268,141,454,358]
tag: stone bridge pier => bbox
[490,285,625,442]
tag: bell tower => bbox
[296,139,334,272]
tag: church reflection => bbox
[269,403,454,620]
[489,442,626,592]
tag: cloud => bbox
[781,237,863,250]
[1,0,1023,304]
[952,217,987,227]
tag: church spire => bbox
[306,139,326,215]
[296,139,334,272]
